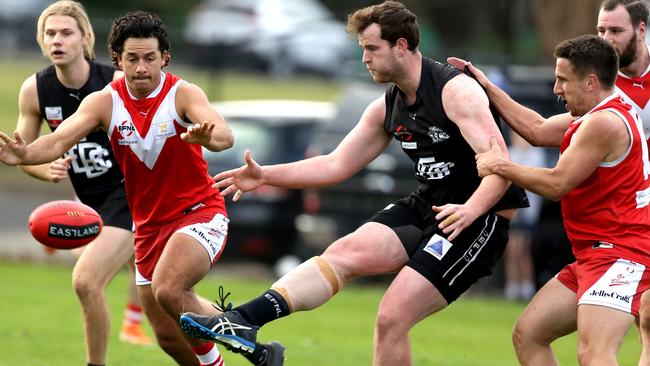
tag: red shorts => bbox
[556,255,650,316]
[134,204,228,284]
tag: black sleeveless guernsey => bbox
[36,61,125,203]
[384,58,528,211]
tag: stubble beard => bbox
[618,32,638,68]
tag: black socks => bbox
[235,289,290,327]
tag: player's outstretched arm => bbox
[447,56,570,147]
[477,112,625,200]
[213,149,264,201]
[0,90,109,166]
[177,82,234,152]
[0,131,28,166]
[216,96,391,203]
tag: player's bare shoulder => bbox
[442,72,488,109]
[582,109,631,161]
[174,80,211,118]
[18,74,40,114]
[176,80,207,102]
[589,108,630,138]
[360,94,387,128]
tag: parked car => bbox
[0,0,49,51]
[183,0,354,77]
[204,100,335,263]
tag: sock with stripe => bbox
[124,302,144,325]
[192,342,224,366]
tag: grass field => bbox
[0,260,641,366]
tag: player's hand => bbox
[0,131,27,166]
[432,203,480,241]
[48,156,73,183]
[446,57,490,88]
[475,137,504,177]
[212,149,263,202]
[181,121,216,146]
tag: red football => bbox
[28,200,103,249]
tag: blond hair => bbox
[36,0,95,60]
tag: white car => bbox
[184,0,353,77]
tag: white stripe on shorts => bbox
[444,214,497,286]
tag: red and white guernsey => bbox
[106,72,225,231]
[615,45,650,145]
[560,94,650,263]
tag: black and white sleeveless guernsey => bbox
[384,58,528,211]
[35,61,125,204]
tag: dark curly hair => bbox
[108,11,170,67]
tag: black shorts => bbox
[80,186,133,231]
[368,193,510,303]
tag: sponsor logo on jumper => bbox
[401,142,417,149]
[48,222,100,239]
[610,274,630,287]
[427,126,450,143]
[637,186,650,208]
[408,113,417,120]
[393,125,413,141]
[45,106,63,127]
[633,82,645,89]
[264,293,283,317]
[118,139,138,145]
[69,92,81,101]
[589,289,631,303]
[118,120,135,137]
[416,157,454,180]
[189,227,217,254]
[592,241,614,249]
[153,120,176,139]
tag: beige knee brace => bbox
[271,256,345,312]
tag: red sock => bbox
[192,342,224,366]
[124,303,144,326]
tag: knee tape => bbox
[271,256,344,312]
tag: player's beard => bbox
[619,32,638,68]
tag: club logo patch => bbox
[423,234,452,260]
[45,106,63,127]
[427,126,450,144]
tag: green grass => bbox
[0,56,343,134]
[0,260,641,365]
